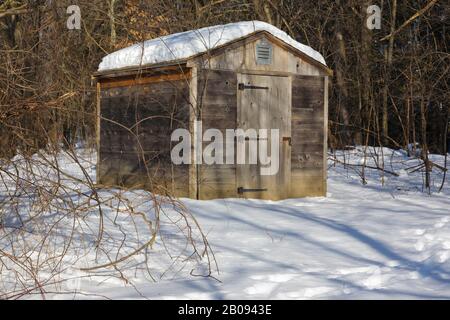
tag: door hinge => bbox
[238,187,268,194]
[238,83,269,91]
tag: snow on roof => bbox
[98,21,327,72]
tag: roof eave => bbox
[92,59,189,79]
[93,30,332,78]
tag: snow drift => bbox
[0,147,449,299]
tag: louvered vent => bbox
[256,40,273,65]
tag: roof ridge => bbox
[98,21,327,72]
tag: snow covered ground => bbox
[1,147,449,299]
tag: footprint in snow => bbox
[438,251,450,263]
[434,217,450,229]
[424,233,435,241]
[386,260,400,267]
[361,267,391,290]
[292,203,314,207]
[275,287,335,299]
[184,292,212,299]
[434,222,446,228]
[250,273,296,283]
[443,241,450,250]
[303,287,334,298]
[414,229,426,236]
[244,282,278,295]
[336,266,377,275]
[414,239,426,252]
[246,274,298,297]
[276,291,302,299]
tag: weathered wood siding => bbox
[236,74,291,200]
[197,69,238,199]
[290,75,326,197]
[197,34,327,76]
[192,33,328,199]
[98,76,191,196]
[96,33,329,200]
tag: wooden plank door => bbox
[290,75,326,197]
[237,73,291,200]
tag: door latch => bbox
[238,83,269,91]
[238,187,268,194]
[283,137,292,146]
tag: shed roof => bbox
[97,21,327,73]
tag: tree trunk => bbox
[382,0,397,146]
[109,0,117,47]
[335,31,351,146]
[360,0,373,144]
[420,98,430,190]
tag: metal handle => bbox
[238,187,268,194]
[238,83,269,91]
[283,137,292,146]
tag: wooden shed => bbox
[93,21,332,200]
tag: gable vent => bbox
[256,40,273,65]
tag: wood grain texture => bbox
[96,34,330,200]
[189,66,198,199]
[323,76,329,194]
[98,75,190,197]
[198,69,238,199]
[237,73,291,200]
[96,82,101,184]
[290,75,326,197]
[190,31,331,76]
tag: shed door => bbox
[237,74,291,200]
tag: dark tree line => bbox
[1,0,449,159]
